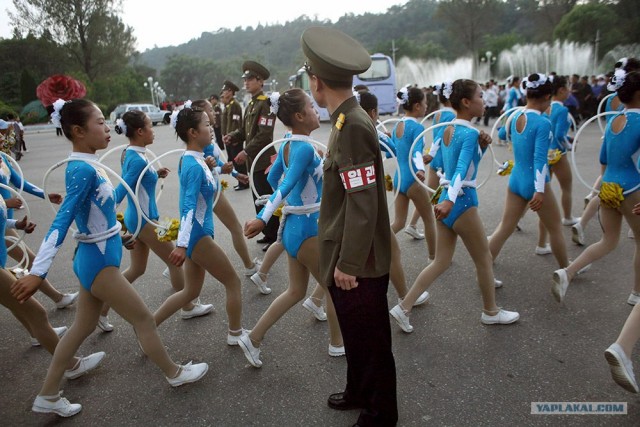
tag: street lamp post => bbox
[480,51,497,79]
[144,76,155,105]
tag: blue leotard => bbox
[392,117,426,194]
[204,141,240,178]
[114,146,159,232]
[600,109,640,193]
[437,119,485,228]
[176,151,217,258]
[549,101,571,154]
[258,136,322,259]
[508,109,552,200]
[0,196,17,268]
[504,87,522,111]
[30,153,122,290]
[428,107,456,172]
[378,130,397,158]
[0,152,45,219]
[605,95,624,123]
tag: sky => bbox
[0,0,405,51]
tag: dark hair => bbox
[6,113,14,120]
[509,76,520,86]
[209,94,219,101]
[432,83,449,104]
[271,88,308,127]
[522,73,553,99]
[551,75,568,95]
[449,79,478,110]
[617,71,640,104]
[353,84,369,91]
[191,99,211,110]
[60,99,99,140]
[175,107,206,143]
[615,57,640,73]
[397,86,424,110]
[115,110,147,138]
[358,91,378,112]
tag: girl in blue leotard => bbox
[574,58,640,246]
[0,153,79,314]
[191,99,261,286]
[168,106,244,346]
[98,110,213,331]
[552,70,640,304]
[389,79,519,333]
[502,76,522,112]
[489,73,569,270]
[11,99,208,417]
[406,83,453,245]
[390,86,436,261]
[537,75,579,253]
[240,88,343,367]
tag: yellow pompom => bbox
[385,174,393,192]
[497,160,514,176]
[599,182,624,209]
[116,212,127,232]
[221,180,229,191]
[548,149,562,166]
[273,204,284,218]
[155,218,180,242]
[430,186,443,206]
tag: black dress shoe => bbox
[327,392,361,411]
[234,184,249,191]
[256,236,270,244]
[262,242,273,252]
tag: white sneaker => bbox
[166,361,209,387]
[162,267,170,279]
[244,258,262,277]
[328,344,345,357]
[398,291,430,307]
[181,302,214,319]
[561,217,580,226]
[97,315,114,332]
[302,297,327,321]
[481,308,520,325]
[494,278,503,288]
[227,329,249,346]
[535,244,552,255]
[389,304,413,333]
[56,292,79,309]
[404,225,425,240]
[32,393,82,417]
[32,326,67,347]
[576,263,592,275]
[552,269,569,303]
[238,333,262,368]
[605,343,639,393]
[571,223,585,245]
[628,292,640,306]
[64,352,106,379]
[584,193,594,208]
[250,272,272,295]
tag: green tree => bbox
[19,69,37,105]
[10,0,136,81]
[161,55,224,100]
[554,3,625,58]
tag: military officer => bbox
[220,80,247,189]
[222,61,278,250]
[208,94,224,151]
[301,27,397,427]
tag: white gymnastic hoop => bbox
[1,153,25,194]
[99,144,165,202]
[419,109,444,125]
[489,107,523,167]
[409,122,495,194]
[249,137,327,199]
[4,234,29,270]
[376,118,402,134]
[0,183,30,251]
[569,111,635,194]
[42,158,143,239]
[597,93,617,134]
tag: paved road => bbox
[1,118,638,426]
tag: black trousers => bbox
[329,274,398,427]
[252,169,279,241]
[227,142,248,176]
[483,106,499,126]
[214,127,224,150]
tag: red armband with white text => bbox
[339,162,377,193]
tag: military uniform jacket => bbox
[213,104,222,129]
[318,96,391,287]
[222,99,243,137]
[227,92,276,172]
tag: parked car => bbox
[109,104,171,125]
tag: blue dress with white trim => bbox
[428,107,456,173]
[600,109,640,193]
[0,152,45,219]
[392,117,426,195]
[0,195,17,268]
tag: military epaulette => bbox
[257,95,268,101]
[335,113,346,131]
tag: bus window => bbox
[358,58,391,81]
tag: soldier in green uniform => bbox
[301,27,397,426]
[222,61,278,250]
[220,80,247,189]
